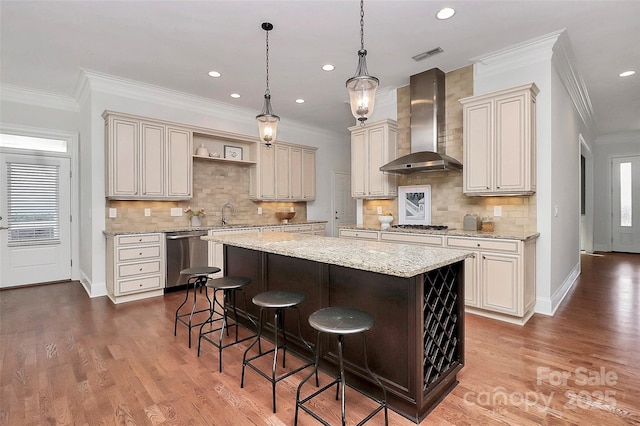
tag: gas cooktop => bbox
[391,224,449,231]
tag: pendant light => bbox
[346,0,379,125]
[256,22,279,148]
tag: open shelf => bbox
[192,155,256,165]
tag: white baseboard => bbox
[79,271,107,298]
[535,261,580,315]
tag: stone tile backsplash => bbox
[363,65,537,234]
[105,160,306,232]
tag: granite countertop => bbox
[103,221,327,237]
[339,225,540,242]
[203,232,471,278]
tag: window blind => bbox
[7,162,60,247]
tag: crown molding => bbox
[551,31,597,136]
[0,84,79,112]
[471,29,563,78]
[75,69,346,141]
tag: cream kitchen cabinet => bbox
[105,233,165,304]
[446,236,536,325]
[208,227,261,278]
[104,111,192,200]
[379,231,444,247]
[250,142,317,201]
[460,83,538,196]
[349,119,398,199]
[338,229,380,240]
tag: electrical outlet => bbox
[144,208,151,217]
[170,208,182,217]
[108,208,117,218]
[377,206,383,215]
[290,206,295,212]
[257,207,263,215]
[493,206,502,217]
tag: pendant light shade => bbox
[256,22,279,148]
[346,0,378,125]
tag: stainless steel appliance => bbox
[165,230,209,291]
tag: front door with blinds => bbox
[0,153,71,287]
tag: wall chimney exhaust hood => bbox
[380,68,462,174]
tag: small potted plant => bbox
[378,212,394,230]
[184,206,206,227]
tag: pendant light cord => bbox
[265,28,270,96]
[360,0,365,50]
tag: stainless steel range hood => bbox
[380,68,462,174]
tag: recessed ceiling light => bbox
[619,70,636,77]
[322,64,335,71]
[230,93,240,98]
[208,71,221,77]
[436,7,455,20]
[296,99,305,104]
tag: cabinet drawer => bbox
[118,260,162,278]
[380,232,444,247]
[447,237,519,254]
[261,226,283,232]
[118,275,162,294]
[118,245,161,261]
[339,229,379,240]
[118,233,161,245]
[284,225,313,233]
[313,223,326,231]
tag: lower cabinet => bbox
[208,228,261,278]
[338,228,537,325]
[106,233,165,304]
[447,236,536,325]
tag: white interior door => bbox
[332,171,356,237]
[0,153,72,287]
[612,155,640,253]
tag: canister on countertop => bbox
[481,217,495,232]
[463,213,481,231]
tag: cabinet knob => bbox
[139,252,143,255]
[139,283,143,287]
[139,268,143,271]
[482,255,486,260]
[477,243,480,247]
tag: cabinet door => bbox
[289,147,303,200]
[302,149,316,200]
[463,252,480,307]
[463,101,492,194]
[367,126,386,196]
[275,145,290,199]
[481,252,519,315]
[166,127,192,198]
[140,122,165,198]
[351,130,367,197]
[259,144,276,199]
[108,118,139,197]
[495,93,528,192]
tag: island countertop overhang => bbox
[203,231,471,278]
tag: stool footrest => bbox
[244,347,314,385]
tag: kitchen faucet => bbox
[221,202,236,225]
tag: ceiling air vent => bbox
[412,47,444,62]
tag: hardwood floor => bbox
[1,252,639,425]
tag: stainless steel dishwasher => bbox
[165,230,209,292]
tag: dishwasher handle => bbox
[166,232,208,240]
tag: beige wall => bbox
[363,66,537,234]
[105,160,306,232]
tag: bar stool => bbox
[241,290,317,413]
[197,276,254,373]
[295,307,388,426]
[174,266,220,348]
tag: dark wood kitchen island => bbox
[203,232,471,423]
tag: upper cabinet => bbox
[460,83,539,196]
[349,119,398,199]
[104,111,193,200]
[250,142,316,201]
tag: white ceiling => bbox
[1,1,639,138]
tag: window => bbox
[0,133,67,152]
[620,162,632,227]
[6,162,61,247]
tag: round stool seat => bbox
[308,307,374,335]
[253,290,306,309]
[180,266,221,277]
[205,276,251,290]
